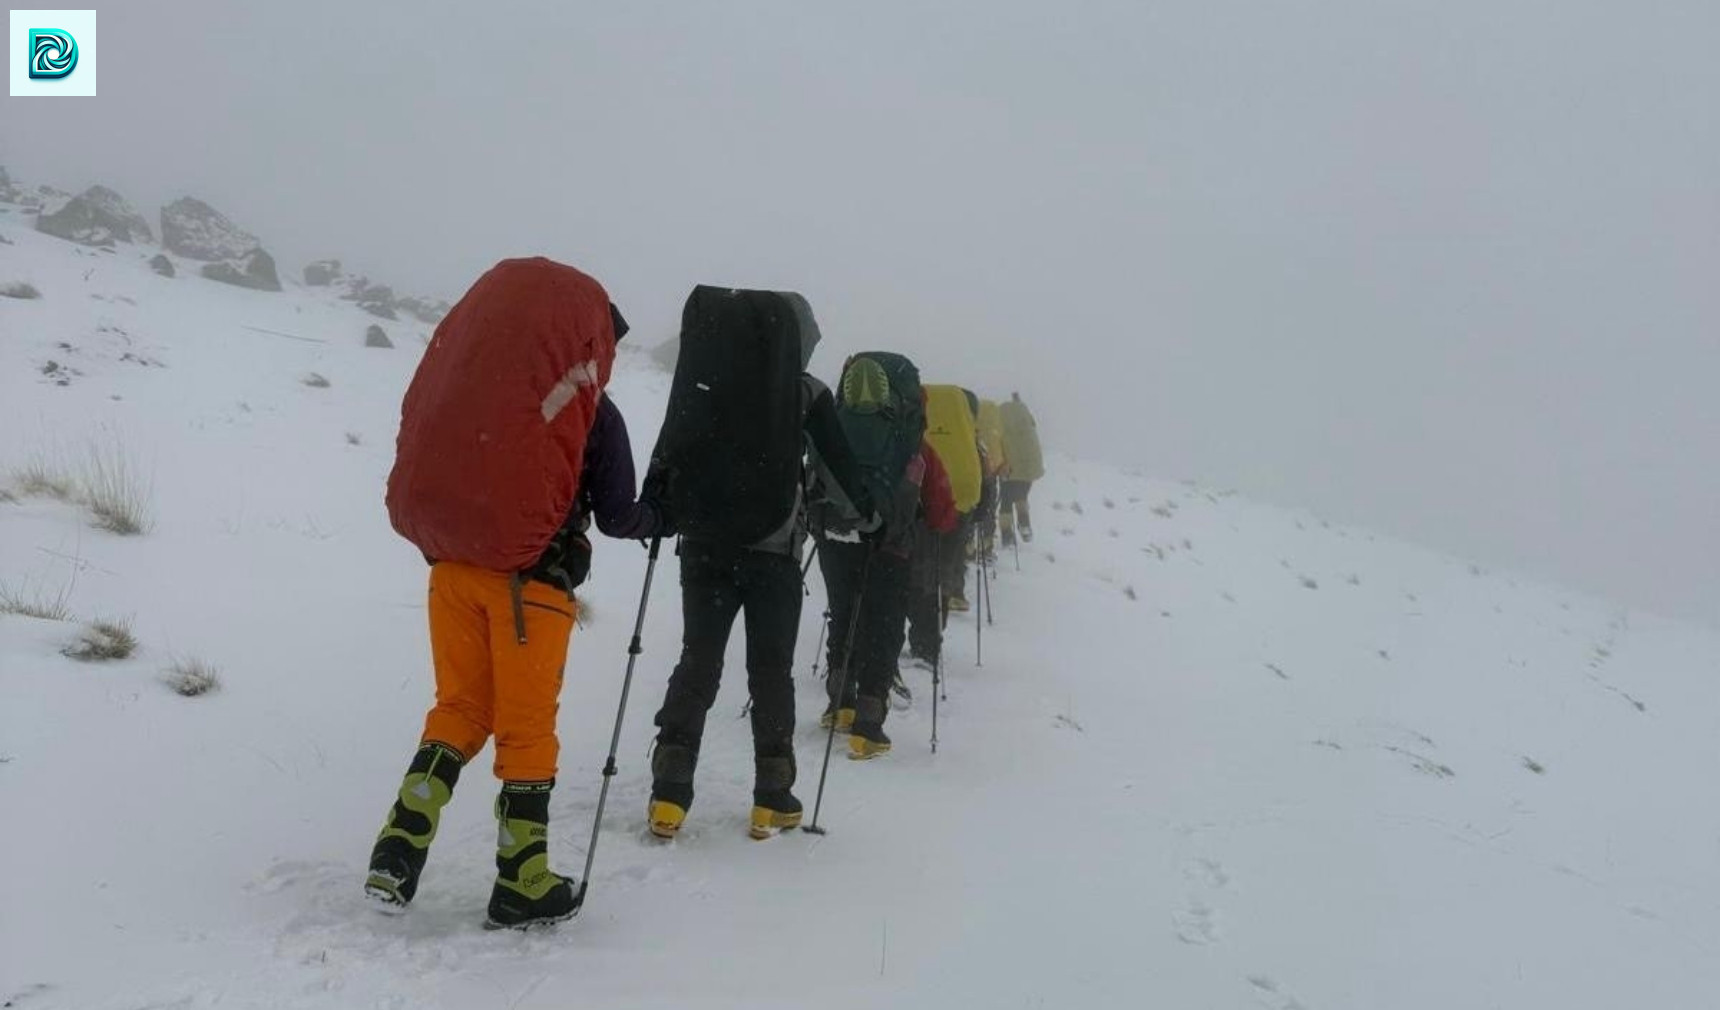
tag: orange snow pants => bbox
[419,562,578,782]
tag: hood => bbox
[779,291,821,370]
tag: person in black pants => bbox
[648,300,874,840]
[818,442,958,758]
[904,522,943,668]
[820,534,911,712]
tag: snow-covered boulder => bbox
[199,248,281,292]
[149,253,176,278]
[341,277,397,320]
[36,185,155,247]
[15,184,71,211]
[303,259,342,287]
[395,294,449,325]
[160,197,261,262]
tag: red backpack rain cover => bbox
[386,257,617,572]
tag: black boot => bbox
[364,742,463,909]
[485,781,578,929]
[749,745,802,839]
[848,695,892,760]
[648,736,698,839]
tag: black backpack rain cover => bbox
[652,285,805,545]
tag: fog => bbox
[6,1,1717,623]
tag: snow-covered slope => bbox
[4,216,1719,1010]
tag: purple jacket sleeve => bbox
[582,396,663,540]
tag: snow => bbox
[4,216,1720,1009]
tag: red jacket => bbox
[919,443,959,534]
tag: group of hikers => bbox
[363,258,1045,929]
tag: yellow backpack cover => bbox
[924,384,982,513]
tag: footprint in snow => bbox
[1184,858,1230,890]
[1174,858,1229,945]
[1173,899,1221,946]
[1248,975,1311,1009]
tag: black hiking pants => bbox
[941,517,973,602]
[653,539,803,755]
[905,525,943,662]
[817,537,909,710]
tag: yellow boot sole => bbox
[818,708,856,732]
[848,735,892,760]
[748,806,803,840]
[648,799,686,840]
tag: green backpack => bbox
[834,352,925,519]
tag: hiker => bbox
[904,465,948,671]
[921,384,985,613]
[365,257,669,929]
[975,396,1008,562]
[999,391,1045,546]
[816,356,958,759]
[644,287,876,841]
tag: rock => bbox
[16,185,70,211]
[149,253,176,278]
[0,165,17,203]
[303,259,342,286]
[395,295,449,325]
[1,281,43,299]
[364,324,394,349]
[161,196,261,261]
[199,248,282,292]
[36,186,155,247]
[341,277,398,319]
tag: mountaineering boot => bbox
[1000,526,1016,549]
[1020,525,1033,544]
[848,695,893,760]
[485,781,578,929]
[946,594,970,613]
[818,704,856,732]
[749,748,803,840]
[647,737,698,839]
[364,742,463,910]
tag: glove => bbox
[644,495,676,539]
[857,511,885,538]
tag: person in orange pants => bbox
[366,274,668,929]
[421,563,579,782]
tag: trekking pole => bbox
[804,544,875,836]
[573,536,662,912]
[809,610,830,679]
[981,532,994,626]
[801,541,819,587]
[937,561,949,704]
[932,558,942,752]
[804,541,829,680]
[974,529,984,668]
